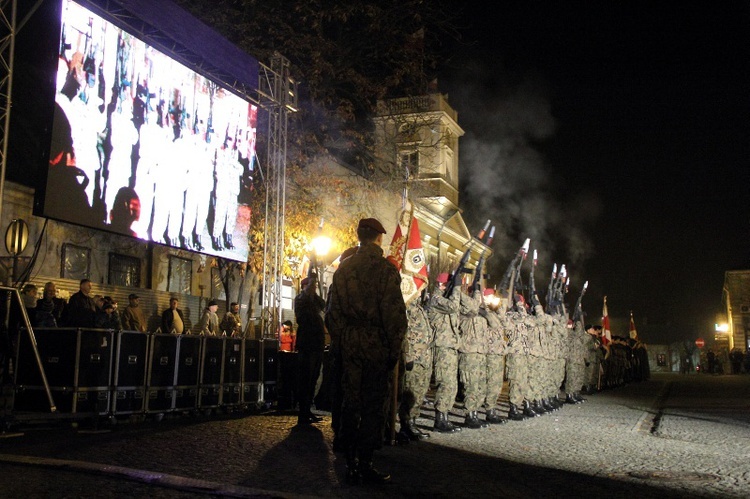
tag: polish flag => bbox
[601,296,612,346]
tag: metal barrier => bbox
[11,327,282,419]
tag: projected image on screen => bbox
[44,0,257,262]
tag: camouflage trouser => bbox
[528,355,543,401]
[554,358,566,396]
[507,353,529,407]
[459,352,486,412]
[564,356,585,394]
[340,348,389,454]
[484,353,505,408]
[585,357,601,388]
[400,361,433,420]
[433,346,459,413]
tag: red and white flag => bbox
[601,296,612,346]
[387,213,429,304]
[629,311,638,340]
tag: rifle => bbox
[471,226,495,293]
[573,280,589,323]
[546,263,557,313]
[529,249,539,307]
[444,220,490,298]
[499,238,530,299]
[514,238,530,302]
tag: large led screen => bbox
[42,0,257,262]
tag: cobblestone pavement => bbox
[1,372,749,498]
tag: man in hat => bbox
[326,218,407,485]
[220,302,243,337]
[427,272,462,433]
[294,273,327,425]
[122,293,148,332]
[199,299,220,336]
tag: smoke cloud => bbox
[449,70,601,286]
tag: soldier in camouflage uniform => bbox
[564,317,587,404]
[427,272,462,433]
[458,287,490,429]
[505,295,539,420]
[583,325,603,394]
[326,218,407,485]
[484,289,508,424]
[398,297,433,441]
[529,296,557,413]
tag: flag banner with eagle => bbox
[629,311,638,340]
[387,213,429,304]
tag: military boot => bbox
[485,408,507,425]
[358,450,391,485]
[507,403,526,421]
[574,392,587,403]
[542,398,556,412]
[398,418,420,441]
[411,418,430,438]
[565,393,581,404]
[345,449,360,485]
[464,410,486,429]
[523,400,541,417]
[434,410,461,433]
[532,400,547,415]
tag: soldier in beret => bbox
[326,218,407,485]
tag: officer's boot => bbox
[507,403,526,421]
[554,394,565,408]
[464,410,484,429]
[358,449,391,485]
[485,408,507,424]
[345,448,360,485]
[523,400,540,418]
[434,410,461,433]
[574,391,587,403]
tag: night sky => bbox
[442,1,750,342]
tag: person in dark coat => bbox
[294,274,327,425]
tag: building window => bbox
[168,256,192,294]
[108,253,141,287]
[400,149,419,177]
[61,243,90,280]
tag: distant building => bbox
[722,270,750,351]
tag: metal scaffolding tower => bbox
[257,53,297,340]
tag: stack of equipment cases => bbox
[111,330,148,415]
[222,336,243,407]
[199,336,225,408]
[146,333,179,414]
[15,328,113,415]
[242,338,261,405]
[174,335,201,411]
[262,339,280,404]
